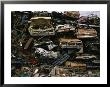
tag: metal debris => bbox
[11,11,100,77]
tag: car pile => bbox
[11,11,100,77]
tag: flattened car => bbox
[75,54,97,60]
[64,11,80,19]
[56,24,75,33]
[59,38,83,53]
[28,17,55,36]
[76,28,97,38]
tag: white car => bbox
[56,24,75,33]
[35,48,59,58]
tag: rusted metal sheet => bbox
[24,38,33,50]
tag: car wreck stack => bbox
[11,11,100,77]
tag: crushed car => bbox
[28,17,55,36]
[35,48,60,59]
[76,28,97,38]
[75,54,97,60]
[56,24,75,33]
[59,38,83,53]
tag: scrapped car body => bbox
[78,23,100,28]
[35,48,59,59]
[28,17,55,36]
[56,24,75,33]
[65,61,86,71]
[59,38,83,53]
[78,16,88,24]
[88,14,100,25]
[75,54,97,60]
[76,28,97,38]
[34,39,57,50]
[64,11,80,19]
[49,66,75,77]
